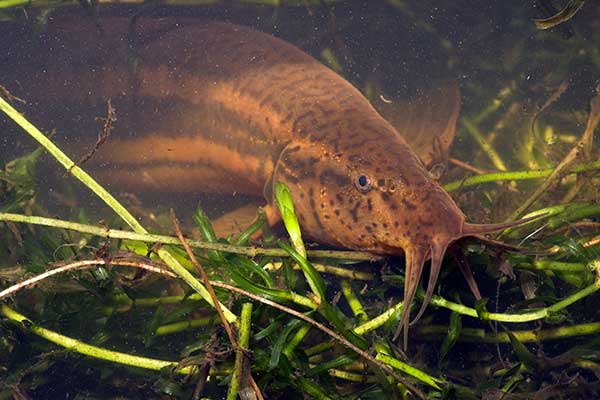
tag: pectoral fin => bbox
[373,83,461,168]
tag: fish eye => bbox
[354,174,372,193]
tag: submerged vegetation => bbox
[1,1,600,399]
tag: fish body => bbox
[2,17,520,344]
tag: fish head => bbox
[272,131,465,252]
[272,122,528,348]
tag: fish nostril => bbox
[386,178,397,193]
[376,178,399,193]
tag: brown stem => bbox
[170,209,239,352]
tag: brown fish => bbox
[2,16,528,346]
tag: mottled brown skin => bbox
[3,16,523,346]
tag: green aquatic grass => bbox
[2,177,599,398]
[0,96,237,324]
[1,2,600,398]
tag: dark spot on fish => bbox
[377,179,385,187]
[331,139,340,152]
[372,223,378,228]
[319,169,348,187]
[309,195,316,208]
[312,210,325,230]
[420,233,431,242]
[335,193,344,204]
[313,122,334,136]
[281,112,294,125]
[375,167,382,173]
[334,209,340,216]
[284,154,305,170]
[394,221,400,228]
[291,111,316,133]
[281,170,300,184]
[401,199,417,210]
[382,223,388,228]
[380,192,390,202]
[270,100,283,115]
[349,200,361,223]
[390,203,398,210]
[300,192,305,199]
[418,217,434,227]
[365,225,372,233]
[301,169,316,179]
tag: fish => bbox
[1,16,530,347]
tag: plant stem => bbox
[321,366,375,383]
[418,321,600,343]
[461,116,508,171]
[354,270,600,336]
[473,86,514,124]
[0,98,141,232]
[0,212,378,262]
[443,159,600,192]
[155,316,214,336]
[428,275,600,322]
[376,352,443,390]
[304,302,406,357]
[355,302,403,335]
[341,280,369,322]
[227,303,253,400]
[529,260,587,272]
[0,305,193,373]
[0,0,32,8]
[283,323,311,358]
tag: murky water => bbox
[1,1,599,398]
